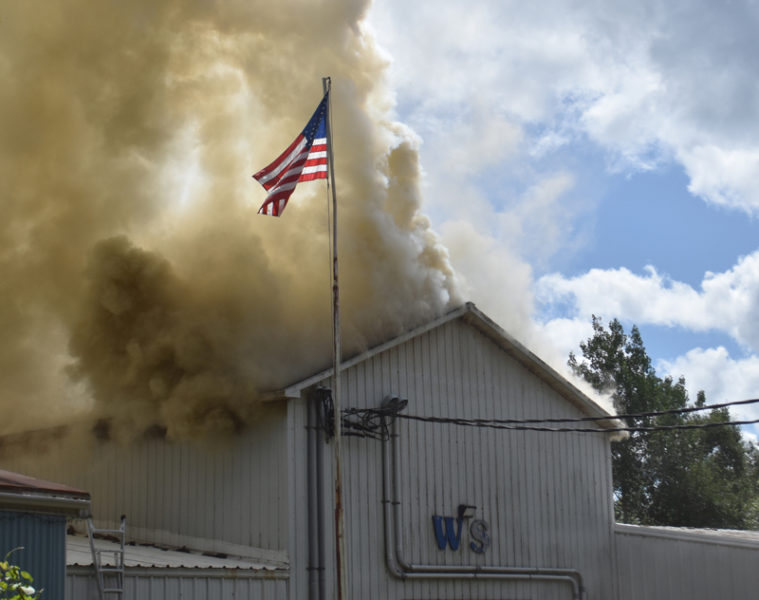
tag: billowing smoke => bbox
[0,0,459,440]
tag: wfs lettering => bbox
[431,504,491,554]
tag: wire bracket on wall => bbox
[315,386,335,441]
[342,395,408,441]
[316,388,408,441]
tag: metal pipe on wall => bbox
[316,397,327,600]
[382,416,586,600]
[307,395,319,600]
[306,392,328,600]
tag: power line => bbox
[397,397,759,427]
[394,413,759,435]
[340,397,759,438]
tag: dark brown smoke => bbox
[0,0,459,440]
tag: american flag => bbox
[253,93,329,217]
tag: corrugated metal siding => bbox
[66,570,288,600]
[615,525,759,599]
[0,510,66,600]
[2,405,289,558]
[331,318,616,599]
[287,396,310,600]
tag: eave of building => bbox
[281,302,620,430]
[0,469,91,518]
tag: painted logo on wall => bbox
[432,504,491,554]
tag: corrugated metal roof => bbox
[67,535,286,571]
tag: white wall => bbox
[317,316,617,599]
[615,524,759,599]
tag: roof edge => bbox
[281,302,618,428]
[0,491,91,518]
[0,469,91,518]
[66,565,290,579]
[615,523,759,549]
[460,303,617,427]
[282,303,470,398]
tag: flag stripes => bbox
[300,138,327,180]
[253,94,329,217]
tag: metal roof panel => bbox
[67,535,286,571]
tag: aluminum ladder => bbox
[87,515,126,600]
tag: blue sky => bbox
[366,0,759,434]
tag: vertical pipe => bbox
[307,396,318,600]
[317,398,327,600]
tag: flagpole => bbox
[322,76,348,600]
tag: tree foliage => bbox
[0,548,41,600]
[569,316,759,528]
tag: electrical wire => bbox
[340,397,759,437]
[393,413,759,434]
[391,397,759,427]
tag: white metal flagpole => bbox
[322,76,348,600]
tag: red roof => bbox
[0,469,89,499]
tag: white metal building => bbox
[3,302,759,599]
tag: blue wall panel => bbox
[0,510,66,600]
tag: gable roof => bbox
[0,469,91,517]
[283,302,619,429]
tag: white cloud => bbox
[537,265,703,327]
[679,145,759,212]
[495,173,578,268]
[536,250,759,353]
[368,1,597,123]
[658,347,759,422]
[439,109,523,176]
[368,0,759,213]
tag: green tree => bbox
[569,316,759,528]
